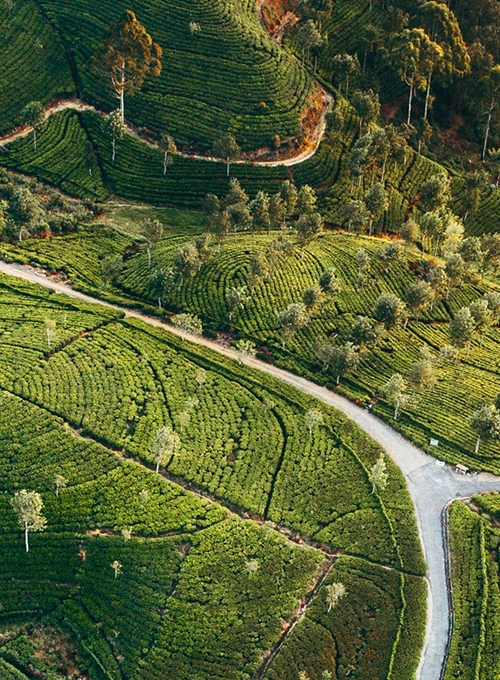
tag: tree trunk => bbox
[120,89,125,121]
[475,436,480,454]
[164,152,167,175]
[33,128,37,152]
[25,526,29,553]
[147,246,151,267]
[424,71,433,121]
[483,98,495,160]
[227,160,230,177]
[407,83,414,126]
[394,402,399,420]
[158,297,162,309]
[112,137,116,163]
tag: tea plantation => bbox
[445,500,500,680]
[103,229,499,473]
[0,271,426,679]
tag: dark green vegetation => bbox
[446,500,500,680]
[0,272,426,679]
[0,0,74,135]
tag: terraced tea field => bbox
[0,271,426,679]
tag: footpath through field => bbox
[1,259,499,680]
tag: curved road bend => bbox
[1,260,500,680]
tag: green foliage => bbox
[34,0,313,151]
[0,0,74,134]
[0,110,107,200]
[445,502,500,680]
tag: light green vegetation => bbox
[0,270,426,679]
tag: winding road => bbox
[0,94,333,168]
[1,259,500,680]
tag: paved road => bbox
[2,260,500,680]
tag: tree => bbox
[203,193,221,230]
[364,182,388,236]
[10,489,47,552]
[6,187,44,241]
[235,339,256,364]
[458,237,484,275]
[484,291,500,324]
[194,233,212,264]
[400,219,421,250]
[325,582,346,611]
[268,193,287,232]
[380,374,408,419]
[387,29,428,125]
[351,89,380,133]
[110,560,123,579]
[249,191,271,235]
[174,243,201,288]
[489,148,500,186]
[106,109,127,162]
[298,20,323,66]
[249,251,269,294]
[325,108,345,143]
[305,408,324,436]
[355,249,370,290]
[444,253,465,295]
[482,234,500,277]
[280,180,298,217]
[22,101,44,151]
[449,307,476,354]
[303,284,324,313]
[344,200,369,234]
[213,132,241,176]
[44,318,56,349]
[228,202,253,243]
[405,281,435,322]
[176,411,190,433]
[314,338,338,372]
[214,210,231,250]
[408,359,435,394]
[378,242,404,273]
[226,285,249,321]
[54,474,68,497]
[142,218,163,267]
[195,368,207,389]
[296,185,317,215]
[419,34,444,121]
[173,313,202,340]
[350,316,383,350]
[419,174,451,214]
[470,405,500,454]
[481,65,500,159]
[276,303,309,348]
[97,10,162,120]
[469,298,493,345]
[148,267,175,308]
[100,254,123,288]
[332,53,360,97]
[319,268,340,310]
[329,342,360,384]
[152,425,181,472]
[369,455,388,494]
[189,21,201,36]
[296,212,324,250]
[159,133,177,175]
[225,178,248,209]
